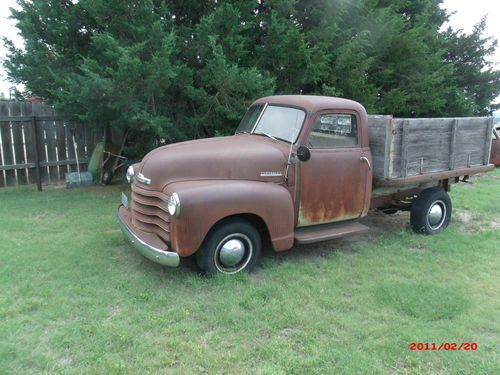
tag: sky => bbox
[0,0,499,102]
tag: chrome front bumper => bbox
[117,205,180,267]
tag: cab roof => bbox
[252,95,367,115]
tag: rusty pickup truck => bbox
[117,95,494,274]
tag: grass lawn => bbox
[1,169,499,374]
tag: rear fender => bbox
[163,180,295,256]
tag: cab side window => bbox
[308,114,358,148]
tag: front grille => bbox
[130,183,171,242]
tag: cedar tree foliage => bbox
[3,0,500,155]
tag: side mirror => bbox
[297,145,311,162]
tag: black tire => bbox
[197,218,261,275]
[410,187,452,235]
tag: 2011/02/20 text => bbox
[409,342,478,351]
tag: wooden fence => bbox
[0,101,101,190]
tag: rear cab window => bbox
[308,114,358,148]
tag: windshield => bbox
[236,105,264,133]
[235,104,306,143]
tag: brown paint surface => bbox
[130,184,171,243]
[298,148,368,225]
[137,135,289,191]
[164,180,295,256]
[491,139,500,166]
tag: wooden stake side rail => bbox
[368,116,494,181]
[0,101,100,190]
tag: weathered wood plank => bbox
[484,118,494,165]
[75,124,87,172]
[448,119,458,170]
[43,106,59,181]
[30,116,42,191]
[401,117,484,132]
[20,102,37,184]
[10,101,29,185]
[367,116,392,179]
[32,103,49,184]
[55,120,68,177]
[40,158,88,167]
[0,162,36,171]
[0,159,88,171]
[407,162,450,175]
[13,123,31,185]
[0,124,16,186]
[65,122,76,173]
[383,119,393,179]
[84,124,93,162]
[0,102,16,186]
[400,120,409,178]
[0,115,63,122]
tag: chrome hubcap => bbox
[219,239,245,267]
[214,234,253,274]
[427,200,446,229]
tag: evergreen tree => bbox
[3,0,499,156]
[443,18,500,115]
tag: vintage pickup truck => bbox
[117,95,494,274]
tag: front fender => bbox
[163,180,295,256]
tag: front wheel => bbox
[410,187,452,235]
[197,218,261,275]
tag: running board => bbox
[294,221,369,244]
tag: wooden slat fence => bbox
[0,101,101,190]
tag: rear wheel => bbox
[410,187,452,235]
[197,218,261,275]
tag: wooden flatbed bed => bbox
[367,115,494,208]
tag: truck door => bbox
[298,112,369,226]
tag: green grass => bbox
[1,170,499,374]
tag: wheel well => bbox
[208,213,271,248]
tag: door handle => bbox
[360,156,372,170]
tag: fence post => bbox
[31,116,42,192]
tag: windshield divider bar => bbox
[251,103,268,134]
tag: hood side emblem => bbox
[260,171,282,177]
[136,172,151,185]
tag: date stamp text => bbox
[409,342,478,351]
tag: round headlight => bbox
[126,166,135,183]
[167,192,180,217]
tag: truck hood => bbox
[137,134,289,190]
